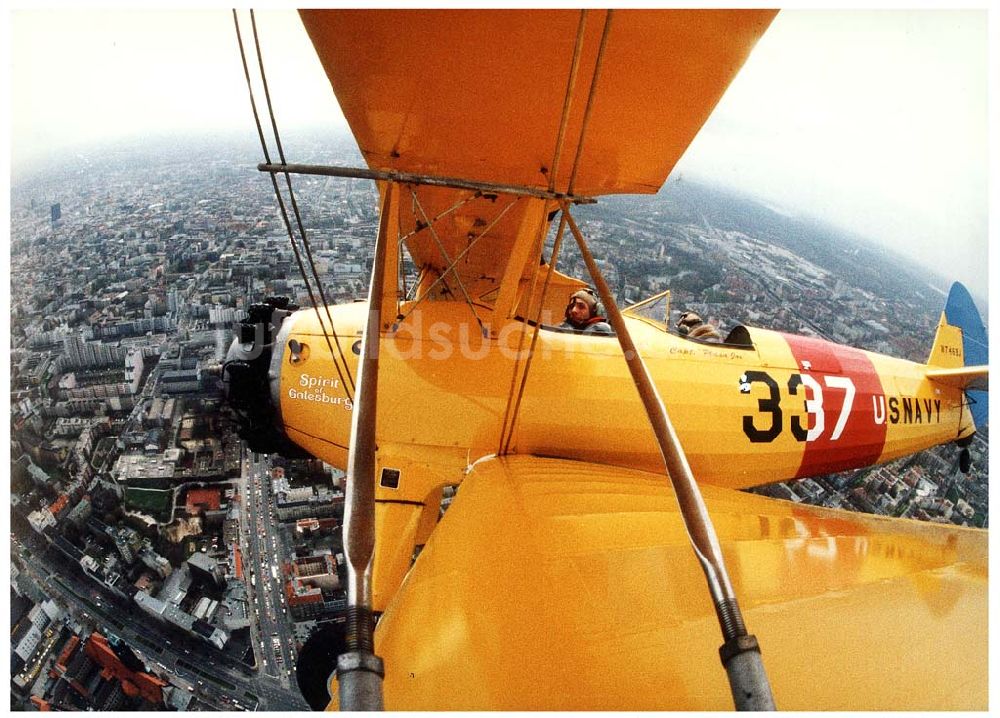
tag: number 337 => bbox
[740,370,855,443]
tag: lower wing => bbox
[338,455,987,710]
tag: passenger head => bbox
[676,311,703,335]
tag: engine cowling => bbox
[222,296,311,458]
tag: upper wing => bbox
[299,10,776,197]
[298,10,776,306]
[345,455,987,710]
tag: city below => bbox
[9,134,988,710]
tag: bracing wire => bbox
[498,11,613,453]
[496,12,588,454]
[501,208,571,455]
[408,187,487,337]
[547,9,588,193]
[567,10,614,196]
[393,194,521,332]
[234,10,354,400]
[496,208,552,454]
[232,11,273,166]
[249,10,355,394]
[396,190,481,305]
[397,191,482,247]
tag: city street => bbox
[239,449,299,689]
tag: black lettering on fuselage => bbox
[741,370,783,443]
[887,396,941,425]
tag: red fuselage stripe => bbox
[781,333,888,479]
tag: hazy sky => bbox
[680,9,991,304]
[6,7,994,300]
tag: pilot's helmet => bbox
[568,289,599,317]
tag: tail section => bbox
[927,282,988,428]
[925,366,988,392]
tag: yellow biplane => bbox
[224,9,988,711]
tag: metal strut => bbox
[563,209,776,711]
[336,185,397,711]
[258,162,597,205]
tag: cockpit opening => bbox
[622,289,756,349]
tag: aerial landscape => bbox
[10,131,988,709]
[9,8,989,712]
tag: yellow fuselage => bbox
[272,300,972,614]
[276,300,968,489]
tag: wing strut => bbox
[564,208,776,711]
[336,184,399,711]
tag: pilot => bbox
[676,311,721,341]
[560,288,613,334]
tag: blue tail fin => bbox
[943,282,988,427]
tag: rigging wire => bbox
[399,239,407,309]
[408,187,488,337]
[567,9,614,196]
[496,208,553,454]
[547,9,588,193]
[249,9,355,394]
[496,11,589,454]
[397,189,481,304]
[496,12,589,453]
[234,10,354,400]
[501,209,571,455]
[498,10,615,453]
[397,190,482,247]
[393,195,521,332]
